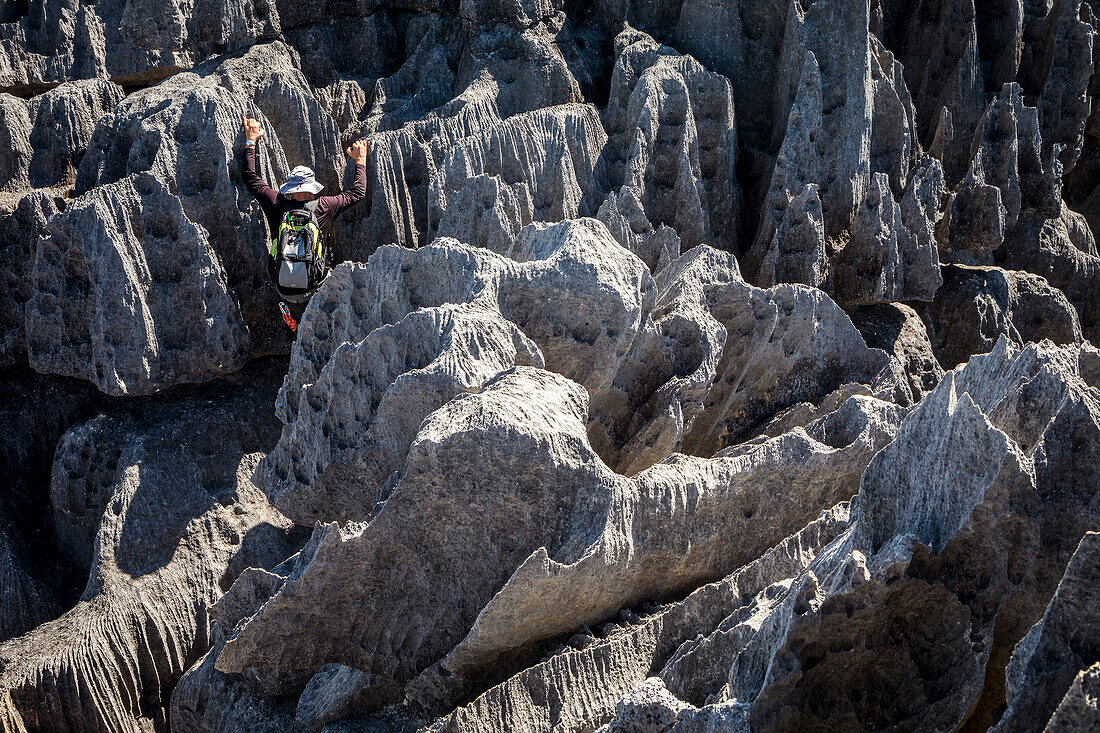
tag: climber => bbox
[241,115,368,332]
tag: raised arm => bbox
[318,140,369,216]
[241,116,278,209]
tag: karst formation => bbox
[1,0,1100,731]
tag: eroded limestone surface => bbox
[3,0,1100,730]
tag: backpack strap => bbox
[302,199,323,262]
[270,199,322,260]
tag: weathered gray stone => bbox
[849,302,944,402]
[771,0,875,241]
[0,511,59,646]
[1045,662,1100,730]
[339,14,586,256]
[23,80,125,189]
[946,83,1062,255]
[0,361,296,732]
[749,0,924,291]
[427,503,852,732]
[2,2,1099,730]
[600,27,741,259]
[588,245,907,474]
[750,183,827,289]
[429,104,607,239]
[432,173,530,254]
[0,93,33,192]
[0,191,61,367]
[295,664,377,731]
[599,677,692,732]
[670,0,791,151]
[1001,204,1100,344]
[420,391,904,707]
[926,264,1083,368]
[0,375,98,646]
[597,187,681,273]
[170,563,308,733]
[259,303,544,526]
[281,13,396,103]
[655,338,1100,732]
[994,531,1100,732]
[279,218,653,427]
[868,35,918,196]
[26,174,251,395]
[0,0,279,93]
[748,341,1100,726]
[832,170,942,305]
[459,0,563,28]
[220,360,903,715]
[878,0,988,183]
[221,368,613,695]
[1031,0,1095,172]
[171,637,307,733]
[441,337,1093,733]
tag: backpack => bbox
[269,200,327,303]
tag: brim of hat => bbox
[279,180,324,195]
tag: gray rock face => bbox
[670,0,790,152]
[0,514,58,646]
[217,366,903,711]
[0,93,32,192]
[428,103,608,242]
[1031,0,1095,173]
[1046,662,1100,730]
[337,13,586,257]
[927,264,1083,369]
[459,0,564,28]
[832,168,942,305]
[746,0,931,303]
[632,337,1100,732]
[420,391,905,709]
[435,336,1100,733]
[946,83,1062,256]
[259,303,545,525]
[599,27,740,263]
[429,503,853,733]
[750,182,827,289]
[170,567,304,733]
[26,174,251,396]
[0,361,296,732]
[0,371,103,645]
[5,0,1100,730]
[1001,203,1100,344]
[0,80,125,192]
[766,0,877,243]
[878,0,987,183]
[0,0,278,93]
[0,191,61,367]
[278,218,652,427]
[432,173,529,255]
[588,245,906,474]
[849,302,944,402]
[994,531,1100,732]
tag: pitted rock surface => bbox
[3,0,1100,731]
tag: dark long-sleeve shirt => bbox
[242,145,366,262]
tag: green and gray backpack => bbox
[269,200,327,303]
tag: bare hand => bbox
[243,116,264,143]
[346,139,369,166]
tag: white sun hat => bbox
[279,165,324,195]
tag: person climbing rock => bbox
[241,115,368,332]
